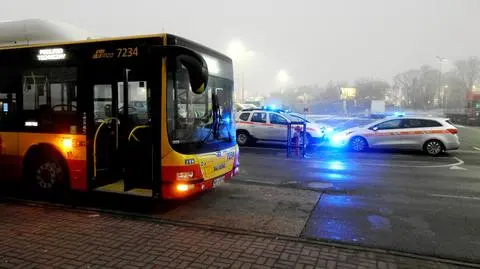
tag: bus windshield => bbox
[167,65,234,150]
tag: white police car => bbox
[329,116,460,156]
[235,108,330,146]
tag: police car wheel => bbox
[424,140,444,156]
[350,136,368,152]
[236,131,251,146]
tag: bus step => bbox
[93,180,152,197]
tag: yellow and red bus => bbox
[0,34,239,199]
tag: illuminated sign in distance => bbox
[37,48,66,61]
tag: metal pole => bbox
[302,123,307,158]
[287,123,292,158]
[242,72,245,103]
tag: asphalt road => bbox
[235,125,480,262]
[1,125,479,264]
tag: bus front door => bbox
[91,67,153,196]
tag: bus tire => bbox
[23,146,69,195]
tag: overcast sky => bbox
[2,0,479,95]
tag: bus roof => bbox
[0,33,232,63]
[0,33,165,51]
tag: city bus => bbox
[0,34,239,199]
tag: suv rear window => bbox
[239,112,250,121]
[251,112,267,123]
[403,119,442,128]
[422,120,442,127]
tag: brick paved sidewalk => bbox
[0,203,474,269]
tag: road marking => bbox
[430,194,480,201]
[449,165,468,170]
[474,147,480,151]
[242,147,285,151]
[455,149,480,154]
[242,153,465,169]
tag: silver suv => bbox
[235,109,328,146]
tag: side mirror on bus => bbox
[155,45,209,95]
[177,54,208,94]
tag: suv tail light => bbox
[447,128,458,134]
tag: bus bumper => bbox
[161,166,239,199]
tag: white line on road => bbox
[429,194,480,201]
[455,149,480,154]
[450,165,468,170]
[242,147,285,151]
[243,154,465,169]
[474,147,480,151]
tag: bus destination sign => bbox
[92,47,139,59]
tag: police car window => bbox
[270,113,288,124]
[251,112,266,123]
[376,119,402,130]
[422,119,442,127]
[403,119,423,128]
[239,112,250,121]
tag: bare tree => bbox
[443,70,467,109]
[354,78,390,100]
[454,57,480,92]
[418,65,441,109]
[322,80,345,101]
[393,69,421,109]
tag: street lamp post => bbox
[277,70,290,94]
[227,40,254,103]
[436,56,448,109]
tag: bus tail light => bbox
[447,129,458,134]
[176,171,194,180]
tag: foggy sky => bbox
[2,0,479,95]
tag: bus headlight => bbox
[176,184,194,192]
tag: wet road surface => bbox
[0,125,479,263]
[236,125,480,261]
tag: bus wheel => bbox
[25,153,68,194]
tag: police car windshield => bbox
[288,113,310,123]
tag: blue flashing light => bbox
[393,112,406,117]
[331,134,347,147]
[325,127,334,133]
[269,104,276,110]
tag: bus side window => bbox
[22,68,79,133]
